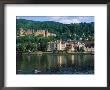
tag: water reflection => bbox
[16,54,94,74]
[71,55,74,64]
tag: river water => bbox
[16,54,94,74]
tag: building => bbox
[84,47,94,52]
[47,41,57,52]
[19,28,25,36]
[56,40,75,51]
[25,29,34,35]
[35,30,56,37]
[19,28,34,36]
[46,40,94,52]
[71,43,75,52]
[35,30,47,37]
[19,28,56,37]
[57,40,66,51]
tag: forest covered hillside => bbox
[16,19,94,41]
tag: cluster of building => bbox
[18,28,94,53]
[47,40,94,52]
[19,28,56,37]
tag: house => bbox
[47,41,57,52]
[56,40,76,52]
[57,40,66,51]
[84,47,94,52]
[71,44,75,52]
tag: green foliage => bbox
[16,19,94,41]
[16,35,54,52]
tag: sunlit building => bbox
[57,40,66,51]
[19,28,56,37]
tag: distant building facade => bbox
[49,40,94,52]
[47,41,57,52]
[19,28,56,37]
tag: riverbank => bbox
[17,51,94,55]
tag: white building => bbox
[84,47,94,52]
[71,44,75,52]
[57,40,66,51]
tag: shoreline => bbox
[17,51,94,55]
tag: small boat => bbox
[34,69,41,73]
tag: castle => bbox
[19,28,56,37]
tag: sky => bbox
[16,16,94,24]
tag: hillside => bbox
[16,19,94,41]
